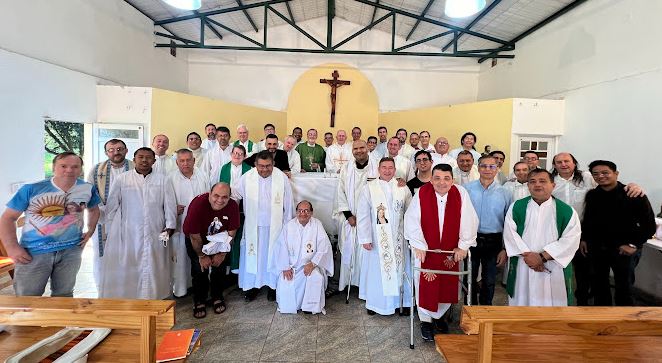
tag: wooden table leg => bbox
[140,315,156,363]
[478,322,493,363]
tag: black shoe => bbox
[398,307,411,316]
[267,288,277,301]
[366,309,376,316]
[303,311,312,315]
[420,322,434,342]
[433,318,449,334]
[244,288,258,302]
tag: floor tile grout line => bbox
[256,306,276,362]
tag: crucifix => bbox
[320,70,350,128]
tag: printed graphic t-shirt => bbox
[7,178,101,255]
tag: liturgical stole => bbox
[506,196,575,306]
[418,183,462,311]
[244,169,285,274]
[219,162,251,184]
[368,179,406,297]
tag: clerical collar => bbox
[355,159,369,169]
[307,142,316,147]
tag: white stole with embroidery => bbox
[368,179,406,296]
[244,169,285,274]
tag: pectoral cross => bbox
[320,70,350,128]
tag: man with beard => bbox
[201,123,217,150]
[87,139,133,288]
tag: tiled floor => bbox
[0,244,515,362]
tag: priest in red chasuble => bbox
[404,163,478,341]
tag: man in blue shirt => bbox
[464,155,512,305]
[0,152,101,297]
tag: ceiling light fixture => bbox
[445,0,486,18]
[162,0,201,11]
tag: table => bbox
[634,237,662,300]
[290,172,339,236]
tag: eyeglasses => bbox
[296,209,311,214]
[591,171,612,177]
[415,158,431,163]
[436,142,448,146]
[106,147,126,153]
[524,157,539,161]
[479,164,498,170]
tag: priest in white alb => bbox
[356,157,413,315]
[186,132,207,169]
[283,135,302,176]
[204,126,233,185]
[232,150,294,302]
[271,201,334,314]
[386,137,414,182]
[99,147,177,300]
[325,130,353,173]
[333,140,378,296]
[151,134,176,175]
[503,169,581,307]
[404,163,478,341]
[169,149,209,297]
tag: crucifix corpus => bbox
[320,70,350,128]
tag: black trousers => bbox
[185,237,227,305]
[572,252,592,306]
[469,233,502,306]
[589,244,633,306]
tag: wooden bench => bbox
[435,306,662,363]
[0,296,175,362]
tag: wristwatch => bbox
[539,253,548,263]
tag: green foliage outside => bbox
[44,120,84,177]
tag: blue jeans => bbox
[469,233,502,305]
[14,246,83,297]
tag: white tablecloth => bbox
[290,172,339,236]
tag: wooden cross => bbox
[320,70,350,128]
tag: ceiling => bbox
[125,0,584,60]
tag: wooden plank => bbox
[0,311,143,329]
[436,334,662,363]
[477,323,493,363]
[0,296,175,316]
[461,306,662,335]
[141,315,156,363]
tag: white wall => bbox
[188,17,480,112]
[477,0,662,208]
[0,0,189,92]
[0,49,98,208]
[97,85,153,146]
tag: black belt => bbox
[477,232,502,239]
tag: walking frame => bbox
[402,244,472,349]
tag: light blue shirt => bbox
[465,179,512,233]
[7,178,101,255]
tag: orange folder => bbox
[156,329,195,362]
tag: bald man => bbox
[151,134,177,175]
[325,130,354,173]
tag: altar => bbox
[290,172,339,236]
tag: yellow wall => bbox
[379,99,514,167]
[151,88,287,151]
[287,63,379,137]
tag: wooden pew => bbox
[435,306,662,363]
[0,296,175,362]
